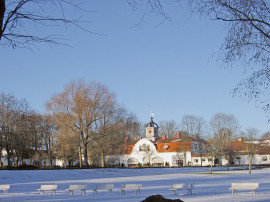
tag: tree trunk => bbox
[0,0,5,40]
[184,150,187,166]
[6,145,11,167]
[249,155,253,174]
[227,160,230,171]
[48,138,52,169]
[83,143,88,167]
[0,148,2,168]
[0,132,2,168]
[210,158,213,174]
[101,150,105,168]
[29,157,32,166]
[18,154,22,166]
[78,146,82,168]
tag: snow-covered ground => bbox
[0,167,270,201]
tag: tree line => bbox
[0,93,55,168]
[0,79,142,168]
[0,79,268,169]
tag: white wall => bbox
[234,154,270,165]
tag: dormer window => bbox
[164,145,169,150]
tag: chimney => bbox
[125,136,129,143]
[162,135,166,140]
[176,131,181,139]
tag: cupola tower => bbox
[145,115,159,141]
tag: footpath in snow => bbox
[0,167,270,201]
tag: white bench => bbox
[229,183,259,195]
[169,184,194,195]
[66,185,87,195]
[121,184,142,195]
[0,185,10,194]
[37,185,57,195]
[93,184,114,194]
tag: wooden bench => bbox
[93,184,114,194]
[169,184,194,195]
[37,185,57,195]
[0,185,10,194]
[121,184,142,195]
[66,185,87,195]
[229,183,259,195]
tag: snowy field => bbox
[1,167,270,201]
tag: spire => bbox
[146,116,159,128]
[145,115,159,140]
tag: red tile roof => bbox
[156,141,192,152]
[120,138,193,154]
[122,145,134,154]
[156,137,194,143]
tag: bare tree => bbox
[144,149,156,166]
[0,92,30,167]
[244,128,259,174]
[159,120,179,138]
[122,112,143,140]
[206,140,219,174]
[92,105,126,168]
[0,0,96,48]
[180,115,205,139]
[13,111,31,166]
[209,113,240,170]
[56,130,79,168]
[46,79,117,168]
[188,0,270,113]
[261,131,270,139]
[180,115,206,165]
[41,114,56,169]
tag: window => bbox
[202,158,206,162]
[194,159,198,163]
[164,145,169,150]
[140,144,150,152]
[262,156,267,161]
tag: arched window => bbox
[139,144,150,152]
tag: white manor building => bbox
[105,117,210,167]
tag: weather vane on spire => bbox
[149,113,155,122]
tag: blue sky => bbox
[0,1,269,134]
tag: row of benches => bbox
[38,184,144,195]
[0,183,259,196]
[0,184,143,195]
[169,183,259,196]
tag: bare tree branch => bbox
[0,0,101,49]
